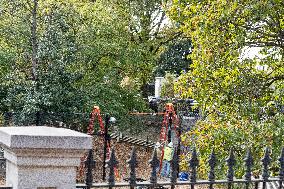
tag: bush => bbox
[180,113,284,179]
[0,113,3,126]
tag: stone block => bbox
[0,126,92,189]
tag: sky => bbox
[241,47,263,59]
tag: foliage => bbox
[181,113,284,179]
[0,113,3,126]
[169,0,284,116]
[0,0,185,134]
[168,0,284,178]
[0,0,156,130]
[161,72,176,98]
[156,39,192,76]
[113,0,185,97]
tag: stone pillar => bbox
[155,77,165,98]
[0,126,92,189]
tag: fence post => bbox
[0,126,92,189]
[244,149,253,189]
[208,150,217,189]
[226,148,236,189]
[35,111,41,126]
[127,147,138,189]
[106,148,118,189]
[149,148,159,187]
[189,148,199,189]
[85,149,95,189]
[170,150,178,189]
[261,147,271,189]
[103,114,111,181]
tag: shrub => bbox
[180,113,284,179]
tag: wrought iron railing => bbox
[0,158,5,177]
[0,146,9,189]
[110,133,155,148]
[0,147,5,179]
[76,147,284,189]
[1,146,283,189]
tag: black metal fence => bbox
[0,147,9,189]
[76,147,284,189]
[110,133,155,148]
[0,147,5,179]
[1,146,284,189]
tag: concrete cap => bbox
[0,126,92,150]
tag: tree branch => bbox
[152,12,166,37]
[264,75,284,88]
[153,31,183,54]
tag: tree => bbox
[156,39,192,76]
[170,0,284,117]
[0,0,191,132]
[0,0,150,129]
[161,72,176,98]
[111,0,184,96]
[168,0,284,178]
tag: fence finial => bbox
[244,149,253,181]
[189,147,199,182]
[106,148,119,186]
[279,148,284,179]
[171,150,178,184]
[208,149,217,181]
[262,147,271,181]
[85,149,95,188]
[127,147,138,186]
[149,148,159,184]
[226,148,236,181]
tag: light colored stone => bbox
[0,126,91,149]
[155,77,165,97]
[0,126,92,189]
